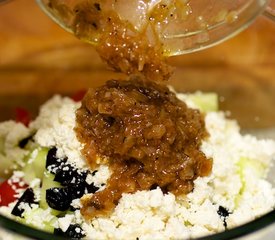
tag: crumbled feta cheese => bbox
[1,94,274,240]
[71,199,82,209]
[58,214,74,232]
[22,205,58,230]
[30,95,86,169]
[27,149,38,164]
[0,121,31,177]
[29,178,41,202]
[86,165,111,188]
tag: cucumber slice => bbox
[188,93,218,112]
[238,157,266,178]
[235,156,267,206]
[40,170,62,216]
[23,148,49,184]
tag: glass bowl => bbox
[36,0,275,55]
[0,1,274,239]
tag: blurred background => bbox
[0,0,274,129]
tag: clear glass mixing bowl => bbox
[0,1,274,239]
[36,0,275,55]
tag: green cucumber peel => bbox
[235,156,267,206]
[23,148,49,184]
[188,93,218,112]
[40,170,63,216]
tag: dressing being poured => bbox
[48,0,213,219]
[46,0,193,81]
[44,0,248,69]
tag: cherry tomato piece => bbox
[15,107,31,127]
[0,179,28,206]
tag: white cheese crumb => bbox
[86,165,111,188]
[22,205,58,230]
[0,121,31,176]
[27,149,38,164]
[71,199,82,209]
[29,178,41,202]
[58,214,74,232]
[30,95,87,169]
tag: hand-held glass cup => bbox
[35,0,275,56]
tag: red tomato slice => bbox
[0,179,28,206]
[71,89,87,102]
[15,107,31,127]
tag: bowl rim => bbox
[0,209,274,240]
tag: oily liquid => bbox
[47,0,194,81]
[47,0,242,58]
[71,1,177,81]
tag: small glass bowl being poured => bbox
[32,0,275,56]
